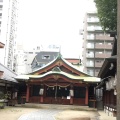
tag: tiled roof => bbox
[30,54,91,76]
[0,63,18,83]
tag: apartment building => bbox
[0,0,19,71]
[82,12,113,76]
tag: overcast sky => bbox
[17,0,96,58]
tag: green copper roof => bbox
[15,70,100,83]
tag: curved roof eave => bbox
[15,71,100,83]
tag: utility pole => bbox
[117,0,120,119]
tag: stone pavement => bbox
[18,109,62,120]
[17,104,117,120]
[18,109,117,120]
[98,111,116,120]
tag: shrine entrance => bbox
[45,85,70,104]
[28,83,87,105]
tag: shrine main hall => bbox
[15,55,100,106]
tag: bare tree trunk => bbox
[117,0,120,119]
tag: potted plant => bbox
[0,91,11,108]
[0,91,5,109]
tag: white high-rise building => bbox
[82,12,113,76]
[0,0,19,71]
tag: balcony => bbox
[86,63,94,67]
[95,62,103,67]
[87,46,94,49]
[95,35,114,41]
[95,44,112,49]
[87,18,99,23]
[95,53,111,58]
[87,37,94,40]
[86,54,94,58]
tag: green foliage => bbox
[94,0,117,31]
[0,91,11,100]
[0,91,4,99]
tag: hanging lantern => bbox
[70,89,74,97]
[39,88,44,95]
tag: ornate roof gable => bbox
[29,54,90,77]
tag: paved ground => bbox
[0,104,116,120]
[18,109,117,120]
[98,111,116,120]
[18,109,99,120]
[18,109,62,120]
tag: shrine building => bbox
[15,54,100,107]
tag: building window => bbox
[105,51,111,54]
[87,69,94,76]
[108,43,112,45]
[96,60,101,63]
[99,43,103,44]
[29,52,33,54]
[87,34,94,39]
[42,55,50,59]
[95,51,103,54]
[37,46,40,50]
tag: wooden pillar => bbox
[70,96,73,105]
[26,84,30,102]
[70,85,74,105]
[108,91,110,106]
[40,96,44,103]
[104,91,107,105]
[85,86,88,105]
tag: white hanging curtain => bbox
[39,88,44,95]
[70,89,74,97]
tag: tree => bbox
[117,0,120,119]
[94,0,117,31]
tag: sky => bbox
[17,0,96,58]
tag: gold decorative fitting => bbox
[53,75,59,80]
